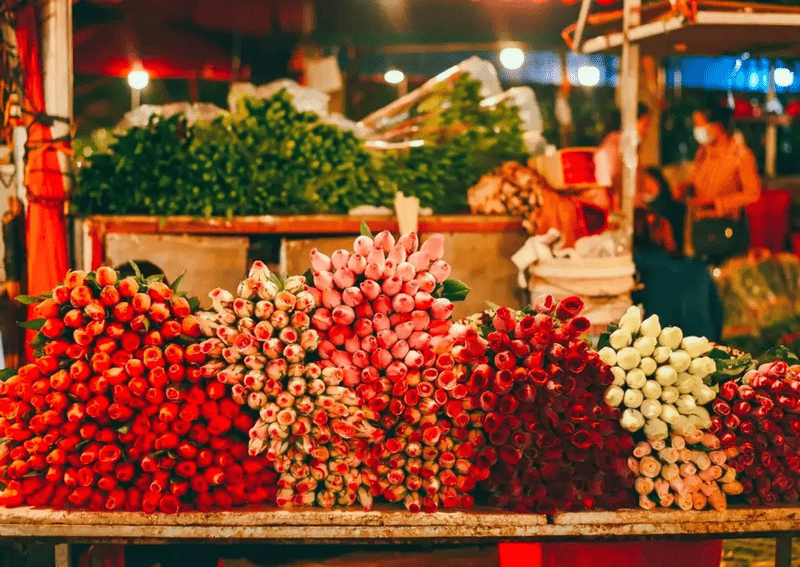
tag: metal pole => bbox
[573,0,594,53]
[775,536,793,567]
[619,0,641,253]
[766,62,777,178]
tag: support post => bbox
[619,0,641,253]
[775,536,793,567]
[573,0,594,53]
[765,62,778,178]
[54,543,71,567]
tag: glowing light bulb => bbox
[499,47,525,70]
[775,68,794,88]
[577,65,601,87]
[127,69,149,90]
[384,69,405,84]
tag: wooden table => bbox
[1,506,798,566]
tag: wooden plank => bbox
[86,215,524,237]
[553,507,800,525]
[776,536,794,567]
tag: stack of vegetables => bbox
[2,227,800,515]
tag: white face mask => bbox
[693,126,710,145]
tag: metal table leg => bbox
[775,536,793,567]
[55,543,71,567]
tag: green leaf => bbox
[14,295,42,306]
[18,319,46,331]
[360,221,373,238]
[303,268,315,287]
[759,345,800,365]
[41,291,53,298]
[597,332,612,350]
[158,217,168,229]
[129,261,143,279]
[146,274,165,283]
[179,334,199,344]
[188,297,200,312]
[0,368,16,381]
[171,271,185,292]
[485,301,501,311]
[440,279,471,302]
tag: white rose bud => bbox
[611,366,626,387]
[633,336,656,358]
[653,346,672,364]
[623,388,644,409]
[676,394,697,415]
[643,417,669,440]
[640,357,657,376]
[660,386,679,404]
[702,357,717,376]
[609,329,633,350]
[681,336,711,359]
[689,357,712,378]
[641,399,663,419]
[692,383,716,405]
[660,403,680,424]
[621,408,646,432]
[655,366,678,387]
[619,306,643,335]
[626,368,647,390]
[617,347,641,371]
[691,406,713,429]
[659,327,684,350]
[604,385,625,407]
[676,373,699,394]
[640,314,662,338]
[598,347,618,366]
[669,350,692,373]
[671,415,695,436]
[642,380,662,400]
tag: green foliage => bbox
[74,80,526,217]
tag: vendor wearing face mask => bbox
[680,101,761,263]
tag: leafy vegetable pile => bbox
[73,78,527,217]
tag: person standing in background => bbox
[594,103,656,212]
[676,100,761,264]
[2,195,26,369]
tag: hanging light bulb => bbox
[577,65,601,87]
[384,69,405,85]
[499,47,525,70]
[127,69,149,90]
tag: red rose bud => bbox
[148,302,171,323]
[36,298,61,319]
[555,296,584,320]
[148,282,174,303]
[70,286,93,308]
[41,318,66,339]
[719,381,739,401]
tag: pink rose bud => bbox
[361,335,378,353]
[376,329,398,350]
[353,236,373,256]
[388,242,407,265]
[347,253,367,275]
[331,350,353,368]
[274,290,297,311]
[381,275,403,296]
[318,339,336,359]
[322,289,343,310]
[294,291,315,312]
[263,337,284,359]
[305,286,322,304]
[431,298,454,320]
[359,279,381,301]
[353,350,370,368]
[244,354,266,370]
[532,293,556,315]
[284,343,305,363]
[391,339,410,360]
[386,361,408,381]
[254,320,275,341]
[408,251,430,272]
[237,278,257,299]
[344,334,362,354]
[300,329,319,351]
[222,346,242,364]
[217,326,239,345]
[392,293,415,314]
[329,248,349,271]
[367,246,386,268]
[372,312,391,331]
[342,366,361,387]
[333,267,356,290]
[408,331,431,350]
[396,321,415,340]
[428,260,452,283]
[364,262,383,280]
[374,230,396,252]
[382,260,397,279]
[398,232,419,255]
[410,310,431,332]
[353,317,373,338]
[413,292,434,310]
[259,403,279,423]
[216,309,237,326]
[373,294,392,315]
[404,349,425,368]
[248,261,271,281]
[310,248,332,272]
[370,348,393,370]
[311,308,333,331]
[238,316,256,332]
[420,233,445,262]
[396,262,416,282]
[415,272,437,293]
[430,335,455,354]
[342,286,364,308]
[278,327,299,344]
[313,270,335,291]
[254,300,275,320]
[231,384,246,405]
[401,280,421,296]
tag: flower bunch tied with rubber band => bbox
[308,224,472,512]
[199,261,382,509]
[0,265,276,513]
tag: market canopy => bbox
[564,0,800,56]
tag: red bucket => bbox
[747,190,791,253]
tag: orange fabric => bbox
[692,137,761,217]
[16,6,69,358]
